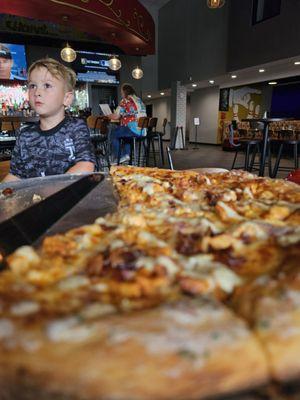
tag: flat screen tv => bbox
[0,43,27,81]
[71,50,119,84]
[270,82,300,119]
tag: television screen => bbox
[71,51,119,84]
[270,82,300,119]
[0,43,27,81]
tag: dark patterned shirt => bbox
[10,117,95,179]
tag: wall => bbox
[119,54,142,99]
[228,0,300,71]
[189,87,220,144]
[139,0,158,93]
[158,0,228,89]
[26,45,142,108]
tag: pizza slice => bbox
[0,298,269,400]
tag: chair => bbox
[117,117,149,166]
[268,129,300,178]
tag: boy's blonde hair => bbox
[28,58,76,91]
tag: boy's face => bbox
[0,57,13,79]
[28,66,73,118]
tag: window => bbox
[252,0,281,24]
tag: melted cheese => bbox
[10,301,40,316]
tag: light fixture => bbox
[132,66,143,79]
[160,92,165,95]
[231,74,237,79]
[207,0,225,8]
[108,55,121,71]
[60,43,76,63]
[268,81,277,85]
[147,95,151,98]
[192,83,197,87]
[294,61,300,65]
[209,80,215,84]
[259,69,265,73]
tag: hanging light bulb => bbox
[60,43,76,63]
[132,66,143,79]
[207,0,225,8]
[108,55,121,71]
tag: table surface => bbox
[0,116,39,123]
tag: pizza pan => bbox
[0,174,83,224]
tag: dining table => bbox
[241,118,295,177]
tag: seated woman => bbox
[109,83,147,164]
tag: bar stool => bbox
[268,129,300,178]
[118,117,149,166]
[146,117,167,166]
[88,116,110,171]
[231,122,263,172]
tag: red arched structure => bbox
[0,0,155,55]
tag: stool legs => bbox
[294,143,298,169]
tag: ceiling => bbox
[0,0,155,55]
[143,54,300,100]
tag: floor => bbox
[153,142,296,179]
[0,143,296,181]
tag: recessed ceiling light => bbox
[147,95,152,98]
[231,75,237,79]
[160,92,165,95]
[259,69,265,73]
[294,61,300,65]
[209,80,215,84]
[192,83,197,87]
[268,81,277,85]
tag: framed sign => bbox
[219,88,230,111]
[194,117,200,126]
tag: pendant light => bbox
[108,55,121,71]
[60,43,77,63]
[132,66,143,79]
[207,0,225,8]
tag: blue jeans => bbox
[111,126,141,159]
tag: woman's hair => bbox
[121,83,136,97]
[28,58,76,91]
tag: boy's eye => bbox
[44,83,52,89]
[28,83,36,90]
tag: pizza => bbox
[0,165,300,400]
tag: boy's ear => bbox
[63,91,74,107]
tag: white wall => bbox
[189,87,219,144]
[145,96,171,139]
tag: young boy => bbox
[2,58,95,182]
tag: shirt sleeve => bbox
[72,119,96,165]
[9,129,25,178]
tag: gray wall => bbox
[158,0,228,88]
[189,87,220,144]
[139,0,159,93]
[228,0,300,71]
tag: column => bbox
[170,81,187,149]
